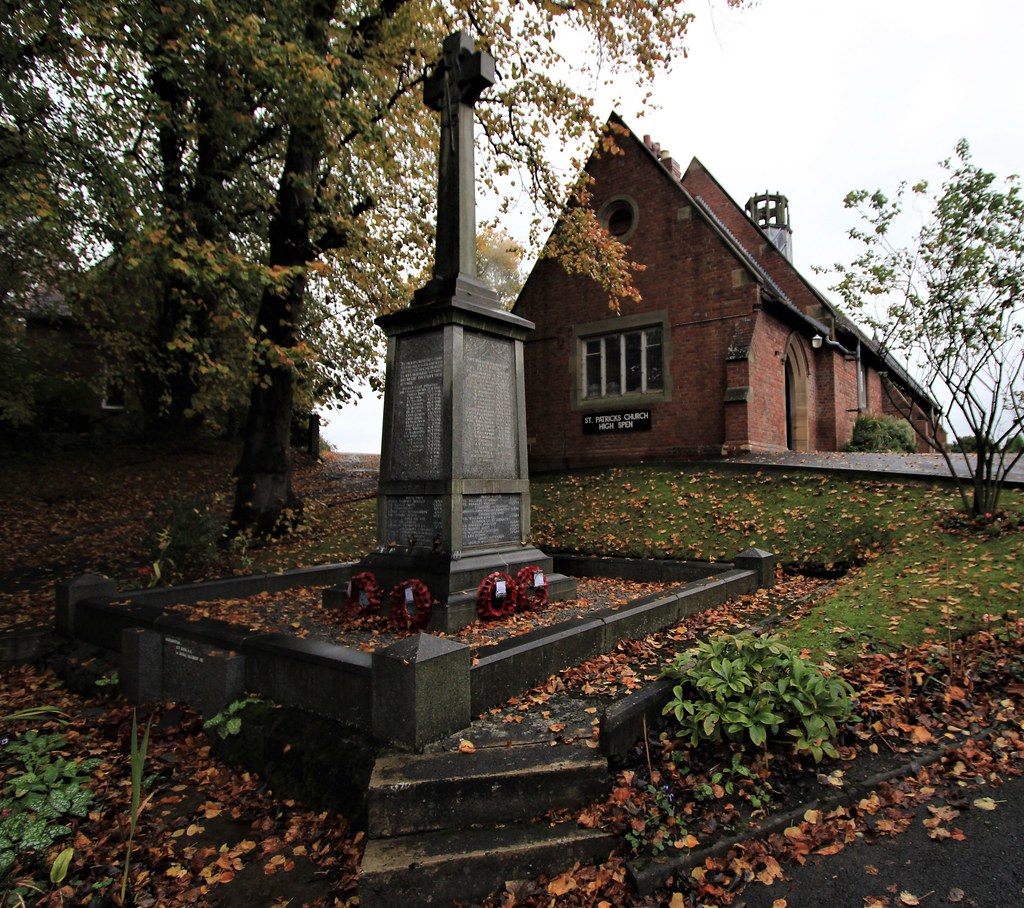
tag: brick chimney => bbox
[643,134,681,181]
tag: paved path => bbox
[318,451,380,497]
[725,451,1024,487]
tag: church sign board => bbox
[582,409,652,434]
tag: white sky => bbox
[322,0,1024,453]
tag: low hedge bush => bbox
[845,413,916,453]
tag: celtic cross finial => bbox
[421,32,495,289]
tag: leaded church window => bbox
[584,327,663,399]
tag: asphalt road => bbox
[737,773,1024,908]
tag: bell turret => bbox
[745,192,793,261]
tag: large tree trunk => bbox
[228,324,303,537]
[229,123,320,537]
[229,0,400,536]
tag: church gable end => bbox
[516,117,937,471]
[516,123,765,470]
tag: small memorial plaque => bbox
[462,494,520,546]
[582,409,652,434]
[162,634,210,703]
[161,635,245,717]
[386,495,443,544]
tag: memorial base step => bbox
[358,820,617,908]
[360,738,612,906]
[367,741,607,836]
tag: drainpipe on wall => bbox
[856,339,864,412]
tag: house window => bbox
[583,326,663,399]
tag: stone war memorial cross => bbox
[355,30,575,633]
[415,30,495,303]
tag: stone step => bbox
[547,572,578,603]
[359,820,618,908]
[368,741,608,837]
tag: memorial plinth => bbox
[357,278,570,624]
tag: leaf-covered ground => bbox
[2,444,1024,906]
[154,577,677,653]
[1,665,362,907]
[531,466,1024,664]
[0,442,376,633]
[471,596,1024,907]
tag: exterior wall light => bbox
[811,333,823,349]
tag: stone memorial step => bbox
[358,820,617,908]
[367,741,607,837]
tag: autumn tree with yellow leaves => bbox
[3,0,744,535]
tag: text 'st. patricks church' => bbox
[514,115,939,471]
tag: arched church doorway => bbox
[783,336,809,451]
[785,360,794,449]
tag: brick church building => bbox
[513,115,937,472]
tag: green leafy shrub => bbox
[687,751,774,810]
[955,434,1024,454]
[844,413,916,453]
[624,783,687,855]
[203,697,264,739]
[952,434,985,454]
[145,494,224,580]
[662,635,856,762]
[0,730,100,882]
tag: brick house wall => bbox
[746,316,810,453]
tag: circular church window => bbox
[598,197,639,241]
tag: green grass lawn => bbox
[252,462,1021,667]
[529,466,1024,664]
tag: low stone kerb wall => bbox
[55,549,774,751]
